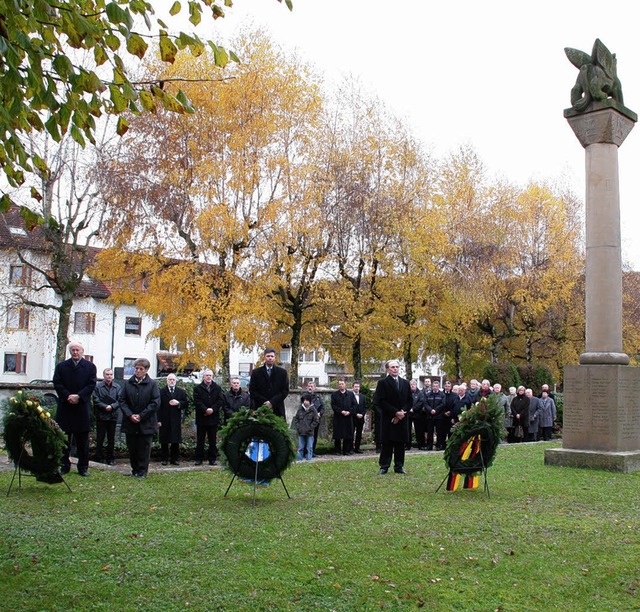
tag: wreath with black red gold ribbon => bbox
[218,405,296,481]
[443,394,505,476]
[3,391,67,484]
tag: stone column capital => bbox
[565,105,636,148]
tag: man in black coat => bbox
[375,359,412,474]
[331,378,357,455]
[119,358,160,478]
[193,369,224,465]
[53,341,97,476]
[424,380,445,451]
[222,377,250,420]
[248,347,289,419]
[92,367,121,465]
[351,381,368,453]
[158,373,188,465]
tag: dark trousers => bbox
[195,425,218,461]
[353,416,365,451]
[373,409,383,450]
[413,415,427,448]
[435,419,449,450]
[95,420,117,462]
[126,433,153,476]
[160,442,180,463]
[425,417,436,449]
[62,430,89,472]
[541,426,553,441]
[312,417,322,454]
[379,441,405,471]
[334,438,353,454]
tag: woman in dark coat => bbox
[509,385,530,443]
[119,358,160,477]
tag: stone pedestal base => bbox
[544,364,640,472]
[544,448,640,473]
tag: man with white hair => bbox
[53,341,97,476]
[375,359,412,474]
[158,373,188,465]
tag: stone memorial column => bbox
[545,40,640,472]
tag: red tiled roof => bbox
[0,205,111,299]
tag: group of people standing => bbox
[53,342,274,479]
[52,342,556,480]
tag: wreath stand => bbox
[224,438,291,506]
[6,444,72,496]
[436,433,491,498]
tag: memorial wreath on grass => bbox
[443,394,504,489]
[3,391,67,484]
[219,405,295,482]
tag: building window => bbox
[4,352,27,373]
[9,264,31,286]
[125,317,142,336]
[7,307,30,330]
[74,312,96,334]
[279,348,291,364]
[298,350,318,363]
[123,358,137,377]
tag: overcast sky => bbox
[181,0,640,268]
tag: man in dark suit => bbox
[249,347,290,419]
[158,373,188,465]
[53,341,97,476]
[193,369,224,466]
[375,359,412,474]
[92,367,121,465]
[351,381,368,453]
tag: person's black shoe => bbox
[78,470,90,477]
[60,465,70,475]
[107,460,116,466]
[208,460,216,466]
[354,449,363,454]
[394,468,407,474]
[194,460,203,466]
[170,460,180,466]
[378,468,388,475]
[161,461,168,466]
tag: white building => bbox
[0,207,331,386]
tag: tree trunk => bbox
[403,337,414,381]
[455,339,463,382]
[55,295,73,364]
[288,320,302,386]
[352,334,363,381]
[221,346,230,383]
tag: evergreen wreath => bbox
[3,391,67,484]
[443,394,505,474]
[219,406,295,481]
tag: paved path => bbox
[0,447,446,476]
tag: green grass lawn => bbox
[1,442,638,611]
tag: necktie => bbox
[169,387,174,395]
[267,367,272,377]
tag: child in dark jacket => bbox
[292,393,320,461]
